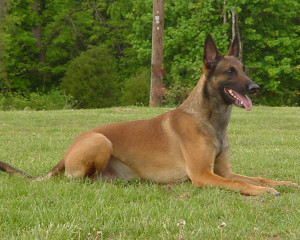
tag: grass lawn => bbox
[0,106,299,240]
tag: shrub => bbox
[120,68,150,106]
[163,82,192,106]
[0,90,74,110]
[27,90,75,110]
[60,45,119,109]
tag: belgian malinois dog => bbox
[1,35,298,195]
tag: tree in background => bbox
[0,0,116,93]
[120,68,150,106]
[61,45,119,108]
[238,0,300,105]
[0,0,298,108]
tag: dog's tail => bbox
[0,161,32,178]
[0,159,65,180]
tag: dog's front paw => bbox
[240,186,280,196]
[287,182,300,188]
[274,181,299,188]
[264,187,281,196]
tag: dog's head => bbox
[203,35,259,111]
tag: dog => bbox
[0,35,298,195]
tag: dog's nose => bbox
[248,83,260,94]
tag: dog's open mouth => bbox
[224,88,252,111]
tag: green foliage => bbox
[163,0,229,87]
[163,83,191,107]
[0,0,38,92]
[238,0,300,106]
[0,90,74,110]
[0,0,299,107]
[120,68,150,106]
[61,45,119,108]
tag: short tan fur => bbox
[0,35,298,196]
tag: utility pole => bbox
[149,0,164,107]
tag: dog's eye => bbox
[226,67,235,74]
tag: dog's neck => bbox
[178,74,232,135]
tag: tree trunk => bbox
[235,13,242,60]
[223,0,227,25]
[0,0,10,91]
[30,0,48,90]
[231,6,236,41]
[30,0,44,62]
[149,0,164,107]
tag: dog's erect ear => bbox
[226,34,240,59]
[203,34,222,71]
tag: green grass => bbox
[0,106,299,240]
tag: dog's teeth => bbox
[228,89,237,99]
[241,101,243,104]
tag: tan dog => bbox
[0,35,298,195]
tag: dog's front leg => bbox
[182,142,280,196]
[214,148,299,188]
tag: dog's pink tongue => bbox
[234,91,253,111]
[241,95,252,111]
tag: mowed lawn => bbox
[0,106,299,240]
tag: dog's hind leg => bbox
[35,158,66,181]
[63,132,113,180]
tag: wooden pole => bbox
[149,0,164,107]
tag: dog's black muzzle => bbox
[248,82,260,94]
